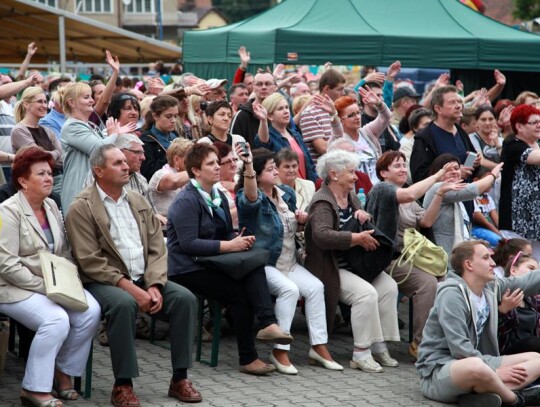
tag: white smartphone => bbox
[463,152,477,168]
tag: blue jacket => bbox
[167,182,235,276]
[236,185,296,267]
[254,125,317,182]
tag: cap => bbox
[206,78,228,89]
[393,87,420,103]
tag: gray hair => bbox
[114,133,144,150]
[327,137,356,152]
[90,144,119,176]
[316,150,360,182]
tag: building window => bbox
[126,0,159,14]
[76,0,113,13]
[32,0,58,7]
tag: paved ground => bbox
[0,303,449,407]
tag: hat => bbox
[393,87,420,103]
[206,78,228,89]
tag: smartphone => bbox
[463,152,477,168]
[237,142,249,157]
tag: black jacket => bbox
[140,129,177,181]
[230,99,259,146]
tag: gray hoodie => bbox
[416,270,540,379]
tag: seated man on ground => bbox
[66,144,201,406]
[416,240,540,407]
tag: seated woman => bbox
[236,147,342,375]
[471,169,503,247]
[275,148,315,212]
[0,146,100,407]
[254,93,317,182]
[167,143,292,375]
[492,238,532,279]
[498,253,540,355]
[148,138,192,221]
[423,153,503,256]
[304,149,400,373]
[12,86,64,195]
[367,151,459,359]
[140,95,180,181]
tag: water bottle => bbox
[357,188,366,208]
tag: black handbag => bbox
[340,219,395,283]
[193,248,270,280]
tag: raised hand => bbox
[435,73,450,88]
[105,50,120,73]
[494,69,506,86]
[252,101,268,121]
[273,63,285,80]
[386,60,401,82]
[27,42,38,57]
[312,94,336,115]
[363,72,385,84]
[238,46,251,68]
[118,121,138,135]
[188,82,211,96]
[455,80,464,93]
[358,85,382,106]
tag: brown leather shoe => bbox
[168,379,202,403]
[110,385,140,407]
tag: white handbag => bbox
[18,201,88,312]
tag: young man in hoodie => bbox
[416,240,540,407]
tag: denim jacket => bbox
[236,185,296,266]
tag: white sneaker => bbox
[372,350,399,367]
[350,356,384,373]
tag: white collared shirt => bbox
[96,185,145,280]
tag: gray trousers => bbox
[86,281,197,379]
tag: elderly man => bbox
[417,240,540,407]
[66,145,201,406]
[231,70,276,145]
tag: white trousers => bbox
[338,269,400,349]
[265,264,328,351]
[0,291,101,392]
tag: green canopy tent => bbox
[183,0,540,96]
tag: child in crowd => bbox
[492,238,532,279]
[471,169,502,247]
[498,253,540,355]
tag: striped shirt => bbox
[97,185,145,280]
[299,105,333,163]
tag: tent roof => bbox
[183,0,540,71]
[0,0,182,64]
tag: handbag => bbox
[389,228,448,285]
[340,219,395,283]
[193,248,270,280]
[17,200,88,312]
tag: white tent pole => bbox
[59,15,66,75]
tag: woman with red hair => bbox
[500,104,540,258]
[333,89,391,185]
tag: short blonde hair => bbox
[515,91,539,106]
[14,86,44,122]
[292,95,310,115]
[262,92,287,116]
[139,95,156,120]
[166,138,193,166]
[61,82,91,116]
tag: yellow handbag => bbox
[389,228,448,284]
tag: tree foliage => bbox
[213,0,274,23]
[514,0,540,20]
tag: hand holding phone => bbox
[463,152,477,168]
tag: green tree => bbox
[213,0,274,23]
[514,0,540,20]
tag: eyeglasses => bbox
[526,120,540,126]
[122,148,145,156]
[220,157,238,166]
[342,111,361,119]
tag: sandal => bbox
[53,379,78,400]
[20,390,63,407]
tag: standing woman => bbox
[140,95,179,181]
[60,82,116,210]
[304,150,400,373]
[0,146,100,407]
[12,86,63,194]
[236,147,342,374]
[469,106,503,170]
[254,93,316,182]
[500,104,540,258]
[333,90,391,185]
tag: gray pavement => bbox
[0,303,448,406]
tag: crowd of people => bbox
[1,42,540,407]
